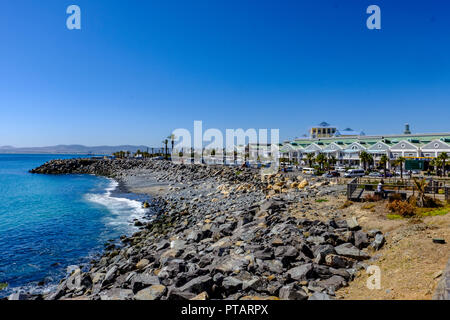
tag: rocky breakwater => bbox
[30,158,263,187]
[29,159,385,300]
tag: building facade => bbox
[280,131,450,169]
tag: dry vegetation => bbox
[289,195,450,300]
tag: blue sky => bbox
[0,0,449,147]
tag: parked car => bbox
[302,168,316,175]
[344,169,365,178]
[384,171,394,177]
[335,166,346,172]
[368,171,383,177]
[322,171,340,178]
[395,170,410,177]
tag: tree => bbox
[379,154,389,178]
[316,153,326,170]
[168,134,176,155]
[433,158,443,176]
[395,157,406,179]
[438,152,448,176]
[328,155,337,170]
[412,178,429,207]
[162,139,169,159]
[359,151,373,172]
[306,153,315,168]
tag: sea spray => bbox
[84,179,150,231]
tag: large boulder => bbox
[334,243,370,260]
[308,292,333,300]
[135,285,167,300]
[279,285,308,300]
[222,277,243,294]
[131,274,161,292]
[370,234,385,250]
[354,231,369,249]
[287,263,314,281]
[325,254,353,268]
[178,275,213,294]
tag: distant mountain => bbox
[0,145,153,155]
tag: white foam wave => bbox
[84,179,148,229]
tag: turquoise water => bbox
[0,154,149,298]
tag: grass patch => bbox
[315,199,329,203]
[0,283,8,290]
[387,214,403,220]
[340,200,353,209]
[416,205,450,217]
[362,203,376,210]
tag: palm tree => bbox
[438,152,448,176]
[316,153,326,170]
[168,134,176,155]
[433,158,443,176]
[379,154,389,178]
[367,153,374,170]
[359,151,372,172]
[306,153,315,168]
[162,139,169,159]
[328,155,337,170]
[395,157,406,179]
[412,178,429,207]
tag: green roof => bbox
[291,132,450,150]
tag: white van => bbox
[302,168,316,175]
[344,169,365,178]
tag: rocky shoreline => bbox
[19,158,385,300]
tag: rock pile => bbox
[44,198,383,300]
[30,159,261,187]
[28,158,384,300]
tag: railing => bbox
[347,178,358,200]
[347,180,449,201]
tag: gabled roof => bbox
[321,142,344,153]
[421,139,450,151]
[367,141,391,153]
[302,143,323,152]
[390,140,421,151]
[343,142,367,152]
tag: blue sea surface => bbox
[0,154,149,298]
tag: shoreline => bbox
[2,174,158,300]
[19,158,387,301]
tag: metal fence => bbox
[347,177,450,201]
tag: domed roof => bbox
[317,122,332,127]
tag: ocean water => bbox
[0,154,150,298]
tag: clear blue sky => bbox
[1,0,449,147]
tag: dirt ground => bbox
[289,195,450,300]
